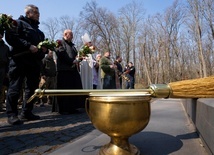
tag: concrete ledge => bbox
[196,99,214,155]
[181,98,197,124]
[181,98,214,155]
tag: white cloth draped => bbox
[80,52,102,89]
[80,54,93,89]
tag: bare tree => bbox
[186,0,207,77]
[39,0,214,87]
[59,16,81,44]
[41,17,60,40]
[163,0,185,81]
[79,1,118,54]
[118,0,145,65]
[201,0,214,75]
[202,0,214,39]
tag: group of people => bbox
[99,52,135,89]
[81,50,136,90]
[0,4,135,125]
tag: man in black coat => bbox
[114,55,123,89]
[52,29,85,114]
[124,62,135,89]
[5,4,47,125]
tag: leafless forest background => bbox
[41,0,214,87]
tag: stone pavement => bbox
[0,104,94,155]
[0,99,209,155]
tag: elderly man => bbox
[52,29,85,114]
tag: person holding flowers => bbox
[79,33,100,89]
[52,29,85,114]
[5,4,48,125]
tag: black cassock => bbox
[52,39,86,114]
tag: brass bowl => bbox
[86,92,151,155]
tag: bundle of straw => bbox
[168,76,214,98]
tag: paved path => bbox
[0,99,208,155]
[0,105,94,155]
[50,99,208,155]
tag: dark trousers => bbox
[93,84,97,89]
[119,78,122,89]
[125,76,135,89]
[0,67,6,97]
[52,70,85,113]
[6,60,40,117]
[101,75,116,89]
[0,67,7,110]
[43,76,56,104]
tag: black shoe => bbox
[59,112,70,115]
[59,110,80,115]
[20,113,40,121]
[70,109,81,114]
[47,101,52,105]
[7,116,23,125]
[40,103,45,107]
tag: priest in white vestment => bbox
[79,33,101,89]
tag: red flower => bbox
[56,39,62,47]
[12,20,18,27]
